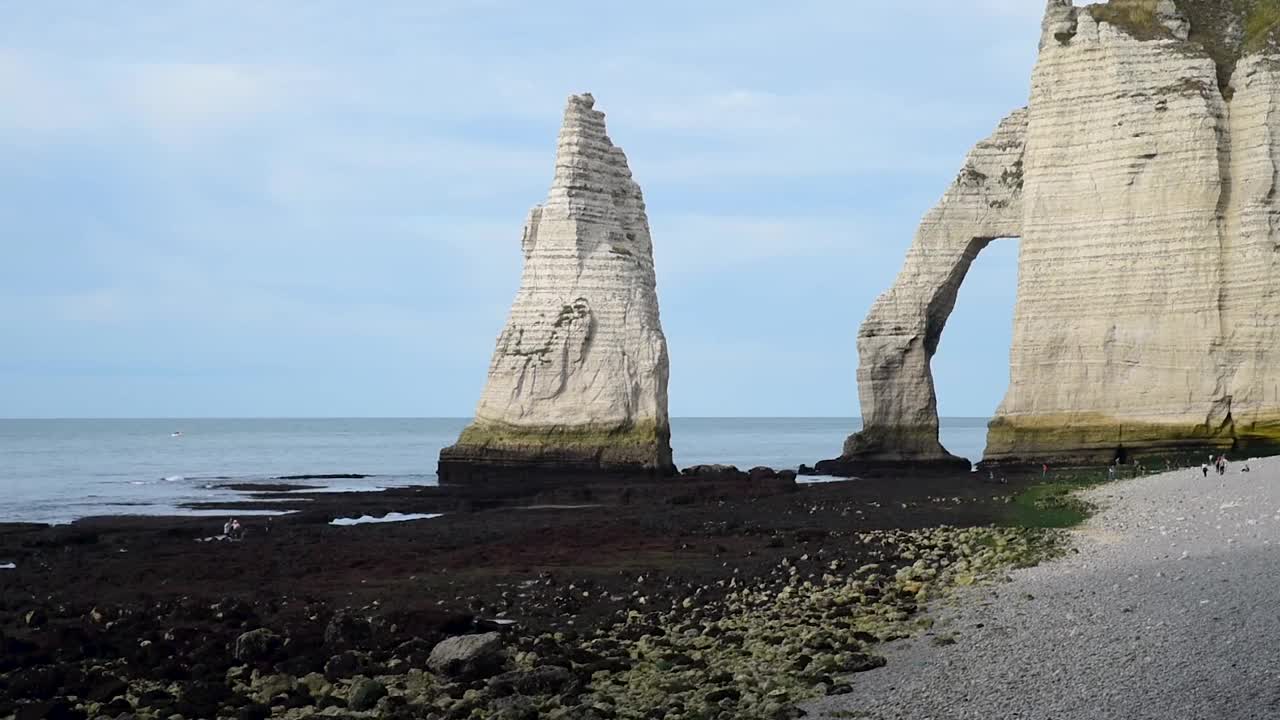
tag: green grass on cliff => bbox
[1244,1,1280,51]
[1083,1,1280,95]
[1089,0,1165,39]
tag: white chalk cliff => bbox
[439,94,674,482]
[832,0,1280,470]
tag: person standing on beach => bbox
[1202,462,1210,478]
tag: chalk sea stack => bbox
[439,93,675,485]
[828,0,1280,473]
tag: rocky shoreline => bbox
[0,470,1070,720]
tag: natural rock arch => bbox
[818,110,1027,475]
[826,0,1280,473]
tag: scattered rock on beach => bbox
[251,672,296,702]
[488,665,577,697]
[427,632,504,679]
[324,609,373,651]
[86,675,128,702]
[347,677,387,711]
[15,700,85,720]
[844,652,888,673]
[233,628,281,662]
[682,464,747,480]
[324,650,367,680]
[237,702,271,720]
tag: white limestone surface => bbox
[849,1,1280,465]
[441,94,673,476]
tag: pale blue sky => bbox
[1,1,1046,418]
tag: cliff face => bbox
[836,0,1280,470]
[439,94,674,483]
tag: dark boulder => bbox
[348,678,387,711]
[100,697,134,715]
[136,688,175,709]
[238,702,271,720]
[681,464,746,480]
[180,680,234,717]
[233,628,282,663]
[324,651,367,681]
[213,598,257,625]
[704,687,741,703]
[6,666,63,700]
[393,637,438,667]
[488,665,577,697]
[324,610,373,651]
[86,674,129,702]
[844,652,887,673]
[15,700,85,720]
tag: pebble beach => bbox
[807,457,1280,720]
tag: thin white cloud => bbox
[0,49,304,141]
[0,49,96,132]
[653,214,901,274]
[125,62,288,138]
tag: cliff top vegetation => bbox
[1086,0,1280,93]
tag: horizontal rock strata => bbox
[840,0,1280,469]
[439,94,675,484]
[820,110,1028,475]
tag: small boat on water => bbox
[171,431,183,438]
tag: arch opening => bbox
[929,236,1021,465]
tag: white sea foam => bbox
[330,512,443,526]
[797,475,854,485]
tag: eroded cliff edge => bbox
[831,0,1280,472]
[439,94,675,484]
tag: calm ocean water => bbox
[0,418,991,524]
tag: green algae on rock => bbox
[213,526,1067,720]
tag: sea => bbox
[0,418,991,525]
